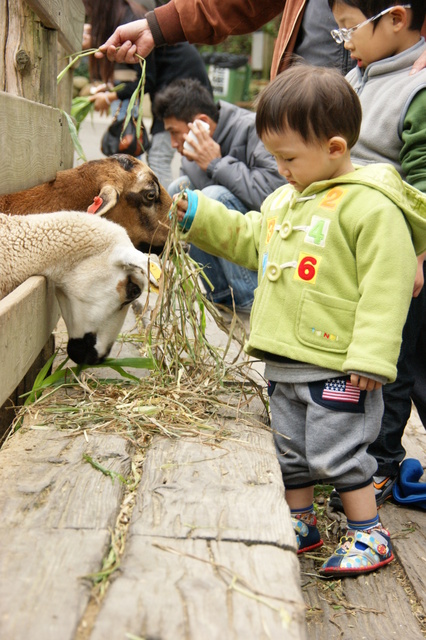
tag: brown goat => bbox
[0,154,172,253]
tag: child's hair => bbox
[328,1,425,31]
[153,78,218,124]
[255,64,362,149]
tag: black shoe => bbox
[328,489,344,512]
[373,475,397,506]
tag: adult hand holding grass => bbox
[95,19,154,64]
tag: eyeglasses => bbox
[330,5,411,44]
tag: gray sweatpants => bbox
[269,378,384,491]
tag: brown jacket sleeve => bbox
[151,0,284,45]
[148,0,308,80]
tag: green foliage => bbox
[21,352,156,406]
[197,34,252,57]
[196,17,280,56]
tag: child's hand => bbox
[350,374,382,391]
[412,254,425,297]
[173,193,188,222]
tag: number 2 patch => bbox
[294,253,321,284]
[319,187,347,210]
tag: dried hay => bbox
[8,203,266,448]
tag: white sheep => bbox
[0,155,172,253]
[0,211,156,365]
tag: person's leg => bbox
[303,384,395,576]
[189,245,258,312]
[147,131,176,189]
[268,380,323,554]
[412,320,426,425]
[340,483,377,522]
[368,285,426,479]
[410,263,426,426]
[168,175,193,198]
[189,185,258,311]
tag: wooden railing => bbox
[0,0,84,434]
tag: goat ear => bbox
[89,185,119,216]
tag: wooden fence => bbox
[0,0,84,436]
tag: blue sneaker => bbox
[291,514,323,554]
[319,526,394,577]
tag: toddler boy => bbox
[174,65,426,576]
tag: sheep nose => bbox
[67,333,101,365]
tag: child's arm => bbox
[172,189,263,271]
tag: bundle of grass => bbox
[58,48,146,161]
[7,195,265,450]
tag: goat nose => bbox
[67,333,100,365]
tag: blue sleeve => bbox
[178,189,199,231]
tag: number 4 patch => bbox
[305,215,330,247]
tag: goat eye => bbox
[146,190,156,201]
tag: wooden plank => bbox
[88,411,306,638]
[0,429,131,530]
[301,555,424,639]
[0,427,133,640]
[0,93,67,193]
[300,410,426,639]
[380,503,426,613]
[0,277,59,407]
[25,0,84,53]
[0,0,6,90]
[131,424,297,549]
[0,528,110,640]
[0,335,55,441]
[3,0,57,105]
[91,538,306,640]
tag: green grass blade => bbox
[60,110,87,162]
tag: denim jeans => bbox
[147,130,176,189]
[168,177,258,311]
[367,262,426,477]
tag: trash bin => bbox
[201,53,251,104]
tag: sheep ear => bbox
[87,185,119,216]
[113,247,158,286]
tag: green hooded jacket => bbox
[180,163,426,382]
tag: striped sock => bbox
[347,514,380,531]
[291,505,315,525]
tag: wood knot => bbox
[15,49,31,73]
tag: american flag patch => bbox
[322,378,361,403]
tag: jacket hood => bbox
[302,163,426,255]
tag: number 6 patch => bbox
[294,252,321,284]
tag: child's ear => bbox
[328,136,347,157]
[389,6,408,32]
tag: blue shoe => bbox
[392,459,426,509]
[291,514,323,554]
[319,526,394,577]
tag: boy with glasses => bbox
[328,1,426,509]
[172,65,426,576]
